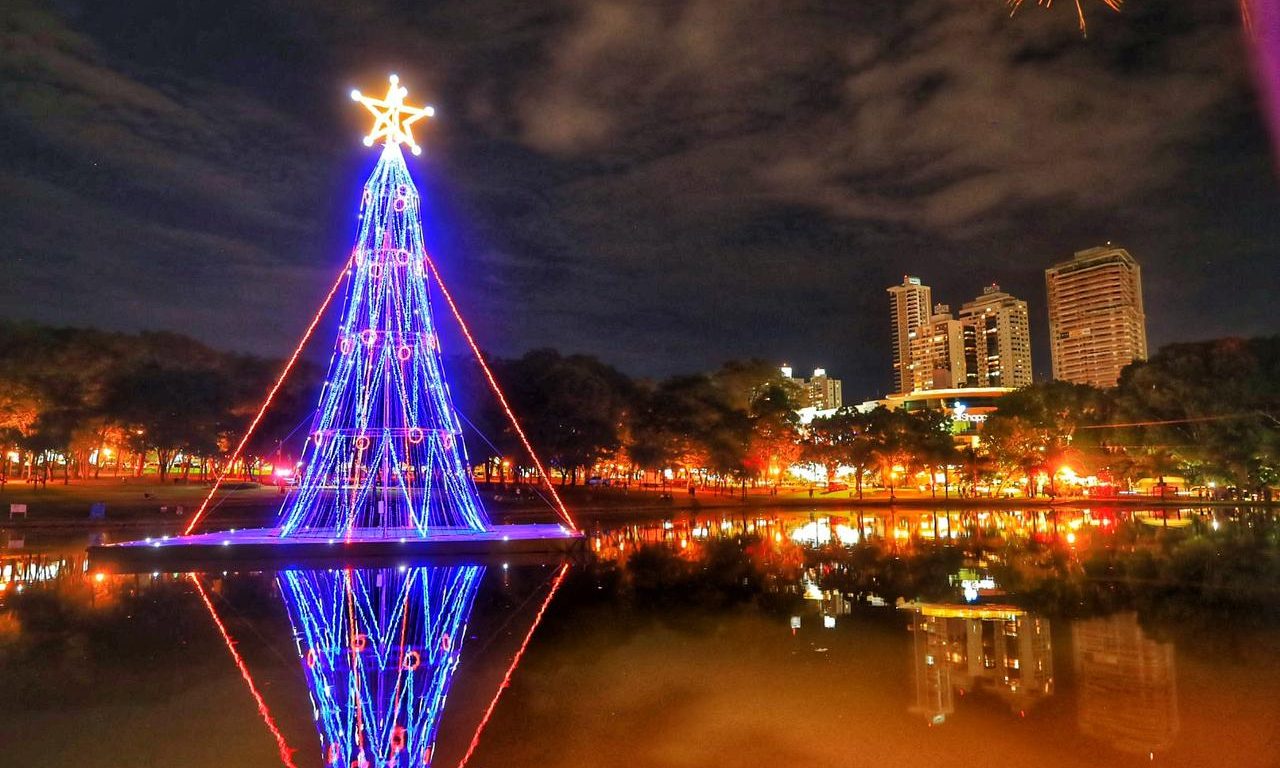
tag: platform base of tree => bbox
[88,524,583,571]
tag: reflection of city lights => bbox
[1066,532,1077,545]
[919,604,1024,620]
[93,572,106,583]
[790,520,860,546]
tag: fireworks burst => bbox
[1007,0,1123,37]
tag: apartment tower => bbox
[781,365,843,411]
[1045,246,1148,388]
[888,276,932,395]
[910,304,969,391]
[959,284,1033,389]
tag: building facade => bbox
[880,386,1014,446]
[781,365,843,411]
[888,276,932,395]
[806,368,843,410]
[959,284,1033,389]
[1045,246,1148,388]
[909,304,968,392]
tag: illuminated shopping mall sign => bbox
[950,401,987,424]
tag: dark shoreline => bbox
[0,491,1270,534]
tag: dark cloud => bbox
[0,0,1275,396]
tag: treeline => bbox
[980,336,1280,495]
[0,319,1276,494]
[0,321,317,482]
[453,353,802,487]
[462,338,1279,495]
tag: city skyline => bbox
[0,1,1275,398]
[887,274,1035,399]
[0,5,1275,768]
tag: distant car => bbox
[826,482,848,492]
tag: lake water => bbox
[1,506,1277,767]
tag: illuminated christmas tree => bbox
[279,565,485,766]
[277,76,488,537]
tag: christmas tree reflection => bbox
[278,565,484,767]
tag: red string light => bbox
[190,575,299,768]
[422,253,578,532]
[455,562,570,768]
[184,260,351,535]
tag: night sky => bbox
[2,0,1276,399]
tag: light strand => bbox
[455,561,570,768]
[277,148,489,536]
[1077,412,1272,430]
[278,566,485,765]
[190,574,299,768]
[184,259,352,535]
[422,253,578,532]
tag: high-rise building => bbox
[781,365,843,411]
[806,368,843,410]
[910,304,968,392]
[1046,246,1148,388]
[959,284,1033,389]
[888,276,933,395]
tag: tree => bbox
[745,382,801,484]
[629,373,747,486]
[500,349,633,485]
[1114,337,1280,495]
[913,409,958,498]
[865,406,923,500]
[710,359,790,412]
[802,409,872,492]
[102,364,232,481]
[982,380,1110,496]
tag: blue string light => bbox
[279,565,486,766]
[278,143,489,537]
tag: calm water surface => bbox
[1,506,1277,767]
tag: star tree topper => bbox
[351,74,435,155]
